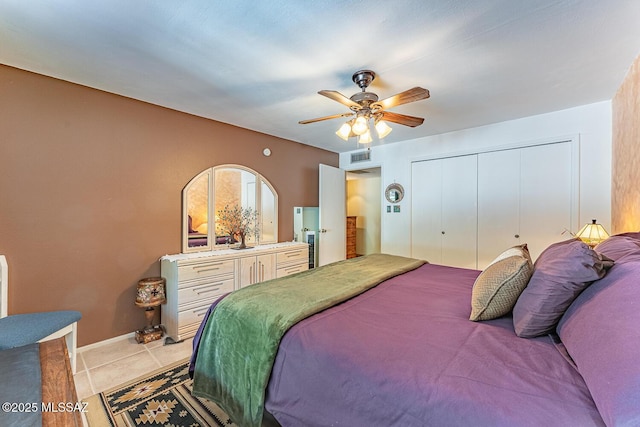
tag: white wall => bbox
[339,101,612,257]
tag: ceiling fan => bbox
[299,70,430,144]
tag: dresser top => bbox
[160,241,308,262]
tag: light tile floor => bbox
[73,335,194,400]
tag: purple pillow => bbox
[594,232,640,262]
[513,238,613,338]
[557,260,640,426]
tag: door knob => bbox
[320,229,327,233]
[514,234,520,238]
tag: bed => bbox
[190,234,640,427]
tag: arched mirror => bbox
[182,165,278,253]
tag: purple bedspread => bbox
[264,263,604,427]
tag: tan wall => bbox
[0,64,338,346]
[612,54,640,233]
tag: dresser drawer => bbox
[178,259,235,282]
[178,303,212,328]
[178,277,234,306]
[178,323,201,340]
[277,248,308,265]
[276,263,308,278]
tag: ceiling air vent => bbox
[350,150,371,163]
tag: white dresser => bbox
[160,242,309,342]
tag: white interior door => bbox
[520,142,574,260]
[319,164,346,266]
[441,155,478,269]
[411,159,443,263]
[411,155,477,269]
[477,149,521,268]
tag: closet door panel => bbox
[441,155,478,269]
[477,149,521,269]
[520,142,573,260]
[411,160,443,263]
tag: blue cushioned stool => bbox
[0,256,81,373]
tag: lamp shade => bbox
[374,120,392,138]
[358,129,372,144]
[575,219,609,247]
[336,122,352,141]
[351,115,369,135]
[135,277,166,307]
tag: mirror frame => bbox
[182,164,278,253]
[384,183,405,204]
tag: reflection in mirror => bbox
[214,168,257,245]
[261,181,276,242]
[182,165,278,253]
[186,171,209,248]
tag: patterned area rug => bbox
[84,358,237,426]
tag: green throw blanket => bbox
[192,253,426,427]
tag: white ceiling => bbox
[1,1,639,153]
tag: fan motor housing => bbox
[350,91,379,106]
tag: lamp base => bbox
[135,325,164,344]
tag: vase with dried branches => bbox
[216,204,259,249]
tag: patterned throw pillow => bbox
[470,245,533,321]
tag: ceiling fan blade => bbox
[380,111,425,127]
[298,112,354,124]
[372,87,430,110]
[318,90,362,109]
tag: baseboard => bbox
[77,331,135,353]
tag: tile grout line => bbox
[76,337,194,399]
[80,341,151,396]
[146,344,164,369]
[80,352,97,397]
[80,345,148,371]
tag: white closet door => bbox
[411,159,443,263]
[441,155,478,269]
[520,142,573,261]
[477,149,521,269]
[411,155,478,268]
[412,141,575,269]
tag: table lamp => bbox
[576,219,610,247]
[134,277,166,343]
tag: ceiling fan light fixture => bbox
[299,70,429,145]
[374,119,392,139]
[358,129,373,144]
[352,115,369,135]
[336,122,352,141]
